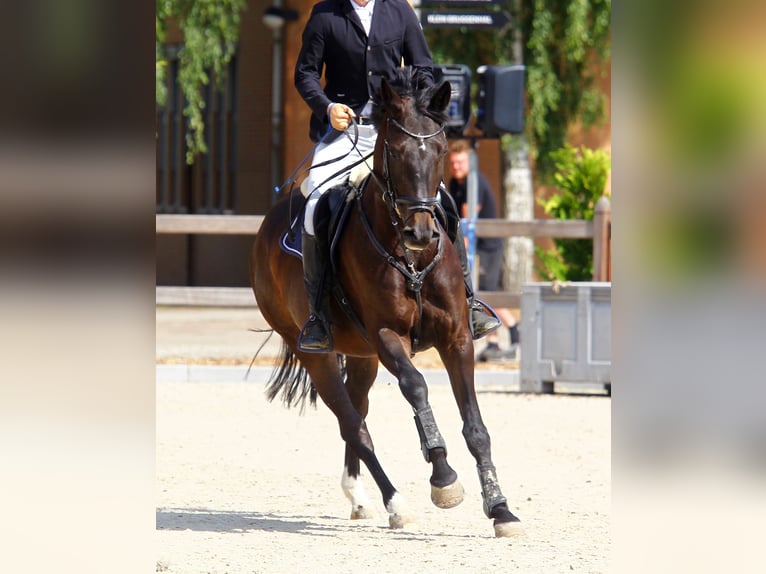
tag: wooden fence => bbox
[156,196,611,308]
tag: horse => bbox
[250,71,521,537]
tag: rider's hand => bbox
[327,103,356,131]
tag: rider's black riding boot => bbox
[453,225,502,340]
[297,230,333,352]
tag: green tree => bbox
[156,0,247,163]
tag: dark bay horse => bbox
[250,73,521,537]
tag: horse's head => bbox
[373,75,451,251]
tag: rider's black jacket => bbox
[294,0,434,142]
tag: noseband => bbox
[378,117,446,226]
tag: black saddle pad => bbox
[280,224,303,259]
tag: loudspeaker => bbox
[433,64,471,137]
[476,65,525,137]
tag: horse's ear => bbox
[380,78,402,108]
[429,81,452,116]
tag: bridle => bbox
[375,117,447,228]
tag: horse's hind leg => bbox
[341,356,379,520]
[300,352,413,529]
[376,329,465,510]
[438,344,523,537]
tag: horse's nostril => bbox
[403,226,435,250]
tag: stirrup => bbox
[297,315,332,353]
[470,299,502,340]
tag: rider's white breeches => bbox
[303,126,377,236]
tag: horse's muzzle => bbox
[402,211,438,251]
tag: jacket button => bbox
[368,71,372,76]
[367,46,371,52]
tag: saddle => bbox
[279,180,359,265]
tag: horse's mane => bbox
[370,67,450,126]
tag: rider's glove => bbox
[327,103,356,131]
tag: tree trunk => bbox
[502,3,534,295]
[502,138,534,294]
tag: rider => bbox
[294,0,501,352]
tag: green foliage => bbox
[156,0,247,163]
[425,0,611,181]
[535,145,610,280]
[523,0,610,179]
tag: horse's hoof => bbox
[430,480,465,509]
[386,492,414,529]
[494,519,524,538]
[388,513,407,529]
[350,505,374,520]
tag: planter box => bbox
[520,282,611,394]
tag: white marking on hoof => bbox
[430,480,465,509]
[341,468,375,520]
[350,506,375,520]
[386,492,414,529]
[494,520,524,538]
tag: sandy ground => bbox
[156,307,610,573]
[157,381,610,573]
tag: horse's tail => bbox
[265,341,316,412]
[265,342,347,413]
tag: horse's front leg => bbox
[341,356,379,520]
[437,339,523,537]
[299,352,412,529]
[376,328,465,510]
